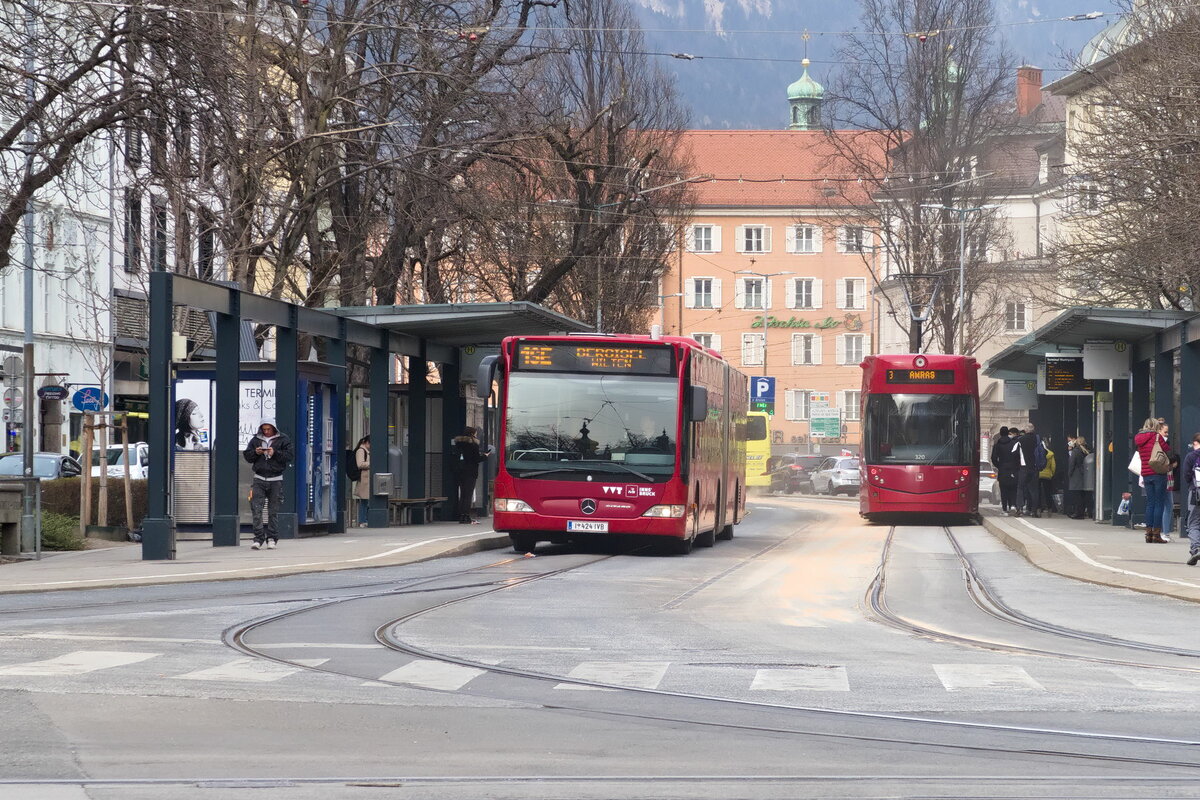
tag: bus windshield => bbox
[865,394,975,466]
[504,373,679,480]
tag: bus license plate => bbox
[567,520,608,533]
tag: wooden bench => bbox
[388,497,448,526]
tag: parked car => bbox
[811,456,862,496]
[91,442,150,480]
[0,452,83,480]
[767,453,825,494]
[979,461,1000,505]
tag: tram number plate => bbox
[567,520,609,532]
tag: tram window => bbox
[865,394,975,465]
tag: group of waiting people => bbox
[1133,418,1200,565]
[991,423,1094,520]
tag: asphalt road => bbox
[3,498,1200,799]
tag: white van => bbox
[90,442,150,480]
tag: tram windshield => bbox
[865,394,975,466]
[504,373,680,481]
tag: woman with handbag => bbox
[1134,418,1171,543]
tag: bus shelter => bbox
[983,307,1195,525]
[142,272,587,560]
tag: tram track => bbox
[222,529,1200,772]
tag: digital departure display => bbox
[516,343,675,375]
[885,369,956,384]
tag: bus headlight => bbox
[642,505,686,518]
[494,498,534,513]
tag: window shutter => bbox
[836,335,847,365]
[762,226,773,253]
[711,226,722,252]
[710,333,722,352]
[812,279,823,309]
[764,278,774,309]
[786,390,796,421]
[734,278,746,309]
[836,228,846,253]
[791,333,803,365]
[811,335,823,365]
[785,277,797,309]
[734,225,746,253]
[711,278,723,307]
[785,225,797,254]
[854,279,866,309]
[685,226,697,252]
[813,226,824,253]
[684,278,696,308]
[835,278,847,310]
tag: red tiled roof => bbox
[679,130,888,209]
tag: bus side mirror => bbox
[689,386,709,422]
[476,355,499,399]
[746,416,767,441]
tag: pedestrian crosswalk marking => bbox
[176,657,320,682]
[751,667,849,691]
[375,660,485,691]
[557,661,669,690]
[933,664,1044,691]
[0,650,158,677]
[1110,671,1200,692]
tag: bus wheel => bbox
[510,533,538,553]
[695,528,715,548]
[669,535,694,555]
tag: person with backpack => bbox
[1182,434,1200,565]
[1134,417,1170,543]
[1014,423,1046,517]
[1038,437,1058,516]
[351,436,371,527]
[450,426,492,524]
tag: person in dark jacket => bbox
[1066,436,1090,519]
[1014,423,1044,517]
[1183,434,1200,565]
[242,418,294,549]
[1134,417,1169,543]
[450,426,492,524]
[991,427,1020,514]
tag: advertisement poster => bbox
[174,379,212,450]
[239,380,277,448]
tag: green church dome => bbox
[787,59,824,100]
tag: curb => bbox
[979,514,1200,604]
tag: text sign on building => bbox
[71,387,108,412]
[750,376,775,403]
[1043,354,1098,396]
[1083,339,1131,381]
[1003,380,1038,410]
[810,407,841,438]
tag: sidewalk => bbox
[0,522,512,595]
[981,508,1200,603]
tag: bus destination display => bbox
[516,343,674,375]
[885,369,956,385]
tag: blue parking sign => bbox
[750,376,775,402]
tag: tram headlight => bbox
[494,498,534,513]
[642,505,686,518]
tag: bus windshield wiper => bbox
[513,461,654,482]
[511,464,592,479]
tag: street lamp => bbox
[735,269,793,376]
[921,203,999,352]
[656,293,682,333]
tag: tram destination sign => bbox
[1043,354,1098,396]
[885,369,955,385]
[516,343,674,375]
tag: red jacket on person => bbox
[1134,430,1167,477]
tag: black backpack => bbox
[344,448,362,481]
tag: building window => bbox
[791,333,820,366]
[1005,301,1028,332]
[786,389,811,421]
[793,278,818,309]
[742,277,764,309]
[838,278,866,309]
[842,390,861,421]
[741,225,767,253]
[741,333,765,366]
[1038,152,1049,183]
[792,225,818,253]
[198,211,216,281]
[123,188,142,273]
[839,334,865,365]
[150,196,168,271]
[693,277,713,309]
[839,226,866,253]
[692,332,714,349]
[691,225,714,253]
[1078,183,1100,213]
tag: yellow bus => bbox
[745,411,772,493]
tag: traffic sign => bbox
[72,387,109,412]
[809,407,841,438]
[751,399,775,416]
[3,388,22,409]
[750,376,775,403]
[37,385,69,400]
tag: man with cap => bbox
[242,418,294,549]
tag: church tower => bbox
[787,58,824,130]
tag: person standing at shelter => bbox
[991,426,1020,514]
[1134,417,1170,544]
[242,419,294,549]
[450,426,492,524]
[353,436,371,528]
[1014,423,1045,517]
[1067,436,1090,519]
[1038,437,1057,516]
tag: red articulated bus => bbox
[478,334,764,555]
[859,353,981,520]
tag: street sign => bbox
[37,385,69,400]
[810,407,841,438]
[750,376,775,403]
[72,387,109,412]
[751,400,775,416]
[3,388,22,409]
[1,355,21,380]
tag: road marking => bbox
[1112,671,1200,691]
[558,661,669,690]
[176,657,318,682]
[0,650,158,677]
[1015,518,1200,589]
[933,664,1044,691]
[253,643,385,650]
[375,660,485,691]
[449,644,592,651]
[751,667,849,691]
[18,633,220,645]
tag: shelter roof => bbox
[332,302,591,347]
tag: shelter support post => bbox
[329,323,347,534]
[368,345,389,528]
[275,309,299,539]
[1113,377,1132,526]
[1181,339,1200,447]
[407,354,429,523]
[439,361,463,522]
[211,294,241,546]
[1154,344,1175,426]
[142,271,176,560]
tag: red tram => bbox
[859,354,981,519]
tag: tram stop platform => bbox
[981,508,1200,604]
[0,523,511,595]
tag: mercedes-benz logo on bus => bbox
[580,499,597,515]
